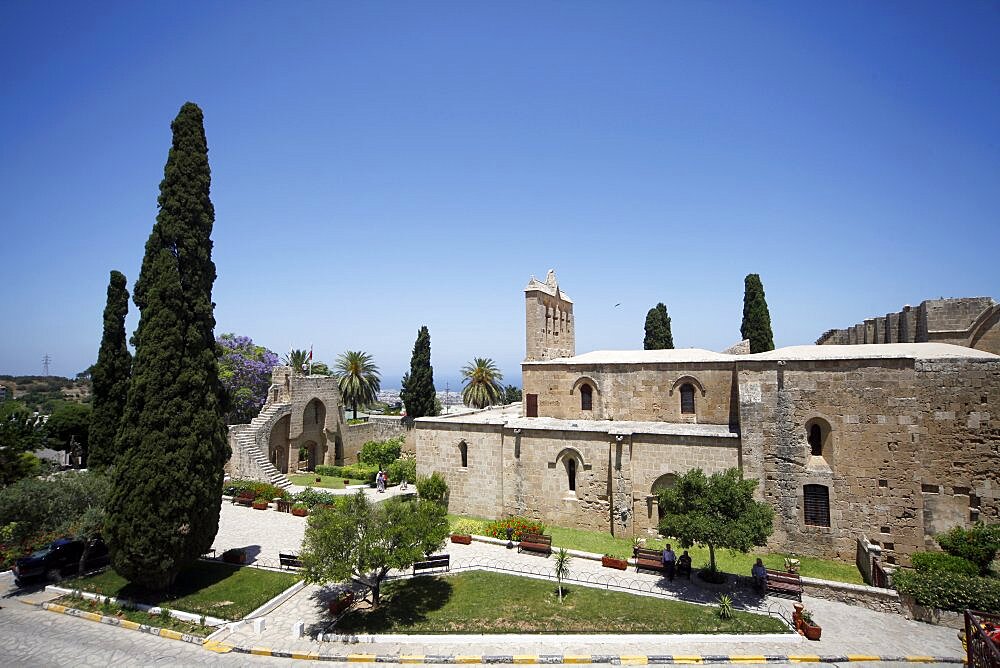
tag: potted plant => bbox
[793,605,822,640]
[252,496,269,510]
[450,533,472,545]
[221,547,246,564]
[328,590,355,615]
[316,476,322,483]
[343,479,351,486]
[601,554,628,570]
[291,503,308,517]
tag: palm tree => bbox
[554,548,571,602]
[283,349,308,372]
[460,357,504,409]
[335,350,381,419]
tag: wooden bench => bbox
[232,491,254,507]
[764,568,803,600]
[279,552,303,570]
[634,547,668,574]
[517,533,552,556]
[413,554,450,574]
[275,499,292,513]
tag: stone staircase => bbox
[231,402,293,489]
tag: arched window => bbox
[459,441,468,468]
[804,484,830,527]
[566,458,577,492]
[808,424,823,456]
[680,384,695,414]
[580,383,593,411]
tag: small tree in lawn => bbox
[554,547,571,602]
[299,491,448,606]
[657,468,774,580]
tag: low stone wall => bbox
[897,594,965,629]
[342,416,410,463]
[802,576,900,614]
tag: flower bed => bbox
[484,516,545,541]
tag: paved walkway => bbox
[207,525,965,662]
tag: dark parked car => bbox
[12,537,109,586]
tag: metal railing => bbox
[965,609,1000,668]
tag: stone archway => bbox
[651,473,678,521]
[303,440,319,472]
[269,415,291,474]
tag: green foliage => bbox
[716,594,734,620]
[387,457,416,485]
[223,478,289,500]
[554,548,571,602]
[292,487,339,508]
[335,350,381,420]
[315,463,378,485]
[501,384,522,405]
[299,492,449,606]
[893,568,1000,613]
[400,326,436,419]
[106,102,230,592]
[359,437,403,470]
[216,333,279,425]
[657,468,774,574]
[460,357,504,409]
[451,517,488,536]
[283,349,308,370]
[89,270,132,469]
[416,471,449,505]
[740,273,774,353]
[0,403,45,487]
[483,516,545,541]
[45,402,92,460]
[0,471,110,568]
[910,550,980,577]
[935,522,1000,575]
[643,302,674,350]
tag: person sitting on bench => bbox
[677,550,692,579]
[751,558,768,593]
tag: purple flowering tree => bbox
[217,333,279,425]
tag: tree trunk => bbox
[708,544,717,573]
[352,403,358,420]
[77,540,92,578]
[371,582,380,606]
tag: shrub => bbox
[451,518,487,536]
[387,457,416,485]
[359,437,403,469]
[314,465,339,477]
[293,488,338,508]
[253,496,269,505]
[416,472,449,504]
[292,503,308,512]
[483,516,545,541]
[315,463,378,484]
[717,594,734,620]
[893,568,1000,613]
[936,522,1000,575]
[223,478,288,500]
[910,551,979,577]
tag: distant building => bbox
[0,385,8,401]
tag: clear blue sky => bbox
[1,1,997,390]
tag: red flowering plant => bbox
[484,516,545,541]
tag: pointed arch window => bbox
[580,383,593,411]
[808,424,823,456]
[459,441,468,468]
[567,458,577,492]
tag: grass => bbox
[289,474,366,489]
[52,593,214,637]
[447,514,863,585]
[337,571,788,634]
[63,560,301,620]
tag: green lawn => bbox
[289,474,366,489]
[448,514,863,585]
[64,561,301,620]
[337,571,788,634]
[52,593,215,637]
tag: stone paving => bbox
[210,530,964,661]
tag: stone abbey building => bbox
[415,271,1000,566]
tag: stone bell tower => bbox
[525,269,575,362]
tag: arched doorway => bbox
[302,440,319,472]
[269,415,291,474]
[651,473,678,521]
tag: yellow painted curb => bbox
[81,611,102,622]
[291,650,321,660]
[347,654,377,662]
[787,656,822,663]
[398,656,425,664]
[620,656,649,665]
[120,619,141,631]
[563,656,593,664]
[730,657,767,664]
[904,658,938,664]
[513,656,537,664]
[250,647,273,656]
[203,640,234,654]
[47,604,68,614]
[456,657,481,664]
[847,656,881,662]
[158,628,183,641]
[671,657,704,665]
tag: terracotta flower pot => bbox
[802,622,822,641]
[601,556,628,570]
[252,502,268,510]
[316,477,322,483]
[343,479,351,485]
[292,508,308,517]
[451,534,472,545]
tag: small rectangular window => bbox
[921,483,940,494]
[803,484,830,527]
[526,394,538,418]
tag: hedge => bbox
[910,551,979,577]
[315,464,378,485]
[293,487,339,508]
[387,458,416,484]
[484,516,546,541]
[224,479,289,500]
[893,568,1000,613]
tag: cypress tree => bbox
[106,103,229,591]
[400,326,436,418]
[740,273,775,353]
[88,270,132,469]
[643,303,674,350]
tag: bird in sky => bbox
[614,303,621,308]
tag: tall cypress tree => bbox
[400,326,436,418]
[88,270,132,469]
[741,273,775,353]
[643,302,674,350]
[106,103,229,591]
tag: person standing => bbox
[662,543,677,581]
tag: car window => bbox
[29,548,51,559]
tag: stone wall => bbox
[415,421,505,520]
[522,363,737,425]
[341,416,410,464]
[525,271,574,362]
